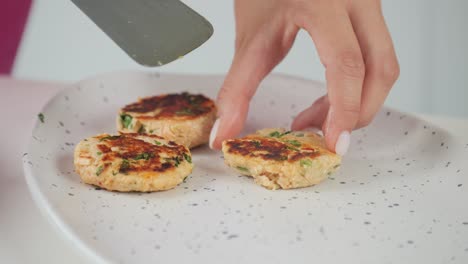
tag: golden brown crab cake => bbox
[222,128,341,190]
[117,92,216,148]
[74,133,193,192]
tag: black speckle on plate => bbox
[227,234,239,240]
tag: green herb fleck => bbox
[286,146,300,152]
[333,164,341,169]
[120,159,130,172]
[279,156,288,161]
[133,153,153,160]
[96,165,104,176]
[269,130,292,138]
[149,129,154,133]
[295,133,304,137]
[183,153,192,163]
[236,166,249,173]
[300,159,313,167]
[183,175,189,183]
[175,108,195,116]
[252,140,261,147]
[286,140,301,147]
[174,156,181,167]
[120,114,133,129]
[38,113,45,123]
[154,140,162,146]
[100,135,120,141]
[269,131,281,137]
[164,156,181,167]
[112,171,118,176]
[96,151,102,156]
[138,125,145,134]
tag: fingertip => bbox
[209,118,220,150]
[334,130,351,156]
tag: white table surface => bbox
[1,77,467,263]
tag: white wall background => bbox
[13,0,468,118]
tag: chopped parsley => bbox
[174,156,181,167]
[269,131,281,137]
[175,108,196,116]
[133,152,153,160]
[286,145,300,152]
[300,159,313,167]
[183,92,202,105]
[149,129,154,133]
[295,133,304,137]
[96,165,104,176]
[120,159,130,171]
[183,175,189,183]
[120,114,133,129]
[100,135,120,141]
[164,156,181,167]
[252,140,261,147]
[38,113,45,123]
[236,166,249,173]
[112,171,118,176]
[183,153,192,163]
[138,125,145,134]
[286,140,301,147]
[154,140,162,146]
[269,130,292,138]
[96,151,102,156]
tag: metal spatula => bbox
[71,0,214,67]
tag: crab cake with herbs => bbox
[117,92,216,148]
[222,128,341,190]
[74,133,193,192]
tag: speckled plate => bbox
[23,72,468,264]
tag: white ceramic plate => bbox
[24,72,468,264]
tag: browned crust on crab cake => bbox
[74,133,193,192]
[222,128,341,190]
[117,92,216,148]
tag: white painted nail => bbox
[302,127,321,134]
[209,118,220,149]
[335,131,351,156]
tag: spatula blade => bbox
[71,0,213,67]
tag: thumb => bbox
[209,48,270,150]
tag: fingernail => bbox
[335,131,351,156]
[302,127,321,134]
[209,118,220,149]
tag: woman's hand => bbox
[209,0,399,155]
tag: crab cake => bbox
[74,133,193,192]
[117,92,216,148]
[222,128,341,190]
